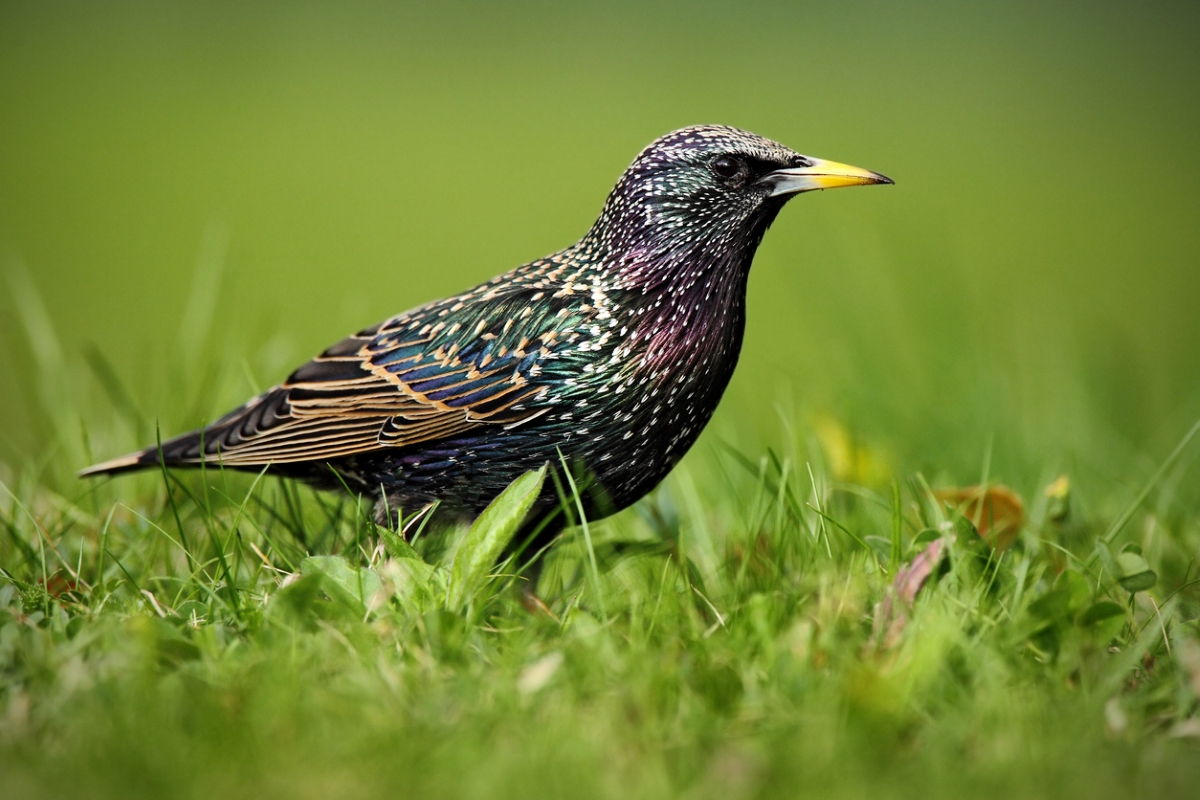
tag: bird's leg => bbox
[517,557,560,620]
[508,551,559,620]
[373,493,436,540]
[370,498,435,569]
[519,585,559,620]
[372,493,402,531]
[401,503,436,541]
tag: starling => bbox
[82,125,891,540]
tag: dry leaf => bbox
[933,484,1025,549]
[871,538,948,651]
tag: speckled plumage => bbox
[82,125,891,541]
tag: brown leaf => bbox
[40,573,80,599]
[933,484,1025,549]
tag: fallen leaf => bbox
[894,537,947,605]
[871,538,948,651]
[933,484,1025,549]
[42,574,80,598]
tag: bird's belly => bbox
[348,374,724,522]
[581,380,725,510]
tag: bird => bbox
[81,125,891,549]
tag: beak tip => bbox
[763,160,894,196]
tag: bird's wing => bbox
[92,283,598,471]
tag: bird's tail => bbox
[78,428,214,478]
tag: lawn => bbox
[1,309,1198,797]
[2,2,1200,797]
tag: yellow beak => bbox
[762,157,893,196]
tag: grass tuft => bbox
[1,277,1199,799]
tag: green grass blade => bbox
[446,465,546,611]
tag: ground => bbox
[1,6,1198,794]
[2,410,1198,799]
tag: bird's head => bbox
[589,125,892,277]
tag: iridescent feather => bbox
[82,125,891,539]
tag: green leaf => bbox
[143,618,201,666]
[300,555,383,613]
[912,528,941,547]
[447,466,547,610]
[1029,586,1072,623]
[1058,570,1090,616]
[864,535,892,560]
[1117,570,1157,593]
[385,557,440,609]
[1030,571,1093,627]
[1115,552,1157,593]
[1079,600,1125,625]
[1093,541,1119,578]
[945,508,991,563]
[948,506,979,541]
[1116,552,1150,575]
[173,600,208,626]
[1079,599,1126,643]
[270,573,332,624]
[381,527,423,562]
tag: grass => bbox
[2,270,1200,800]
[2,4,1199,795]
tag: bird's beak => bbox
[761,157,893,197]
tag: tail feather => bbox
[77,451,158,478]
[78,428,213,478]
[79,389,285,479]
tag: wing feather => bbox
[127,286,588,469]
[82,281,598,476]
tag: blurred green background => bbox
[1,0,1198,483]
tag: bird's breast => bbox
[547,282,746,509]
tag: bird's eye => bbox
[710,155,743,180]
